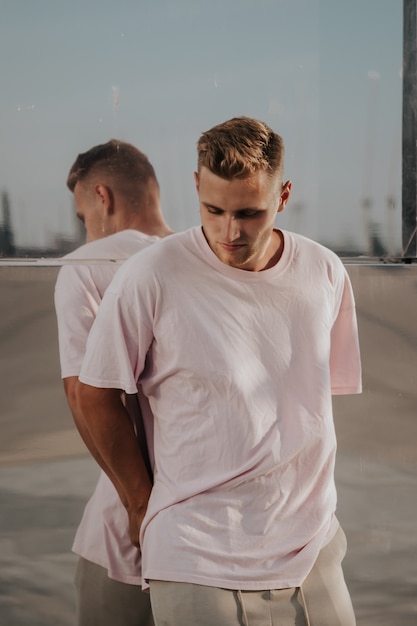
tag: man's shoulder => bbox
[109,228,199,288]
[124,228,198,264]
[283,231,347,289]
[55,230,159,293]
[62,229,158,261]
[287,231,342,265]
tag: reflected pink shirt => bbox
[55,230,158,584]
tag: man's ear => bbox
[94,184,114,215]
[277,180,292,213]
[193,171,199,192]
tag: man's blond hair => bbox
[197,117,284,182]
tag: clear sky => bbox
[0,0,403,253]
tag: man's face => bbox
[73,181,108,243]
[195,166,291,271]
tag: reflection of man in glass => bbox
[77,117,362,626]
[54,140,173,626]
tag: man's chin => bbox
[215,249,248,269]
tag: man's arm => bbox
[76,381,152,548]
[63,376,130,507]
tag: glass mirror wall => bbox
[0,0,402,258]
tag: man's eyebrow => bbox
[203,201,262,212]
[203,202,223,210]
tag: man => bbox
[54,139,173,626]
[77,117,361,626]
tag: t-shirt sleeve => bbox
[54,265,101,379]
[79,262,154,395]
[329,267,362,395]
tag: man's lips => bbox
[219,242,246,251]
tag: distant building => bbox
[0,190,84,258]
[0,191,16,257]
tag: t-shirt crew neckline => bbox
[193,226,292,281]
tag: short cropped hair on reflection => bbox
[197,116,285,183]
[66,139,159,198]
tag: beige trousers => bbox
[74,557,154,626]
[149,526,356,626]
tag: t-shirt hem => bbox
[332,384,362,395]
[72,548,142,586]
[61,368,81,379]
[144,570,305,591]
[78,373,137,395]
[143,521,341,592]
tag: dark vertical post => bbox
[403,0,417,258]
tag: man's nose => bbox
[223,215,240,242]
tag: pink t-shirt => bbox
[80,227,362,590]
[54,229,158,584]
